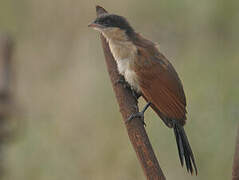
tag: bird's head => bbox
[88,14,134,40]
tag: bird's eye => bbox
[105,18,111,25]
[94,19,100,24]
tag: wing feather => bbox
[133,45,187,122]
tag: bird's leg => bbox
[126,102,151,126]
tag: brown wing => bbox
[132,39,187,123]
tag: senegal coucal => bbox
[89,11,197,175]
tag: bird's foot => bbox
[126,111,146,126]
[125,102,151,126]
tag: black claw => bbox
[126,112,146,126]
[132,90,142,100]
[126,112,144,122]
[125,102,151,126]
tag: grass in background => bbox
[0,0,238,179]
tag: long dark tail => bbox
[173,121,198,175]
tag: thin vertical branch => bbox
[0,33,14,176]
[95,6,166,180]
[232,125,239,180]
[0,33,13,130]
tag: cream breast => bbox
[108,39,141,93]
[116,59,140,92]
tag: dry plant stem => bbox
[232,126,239,180]
[0,34,13,120]
[96,6,166,180]
[0,33,13,176]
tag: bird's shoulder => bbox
[130,33,169,67]
[130,33,187,107]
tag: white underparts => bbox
[100,28,141,93]
[116,59,141,93]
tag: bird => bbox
[88,12,197,175]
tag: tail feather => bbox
[173,125,184,166]
[173,121,198,175]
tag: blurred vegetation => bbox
[0,0,238,179]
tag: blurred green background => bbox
[0,0,239,179]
